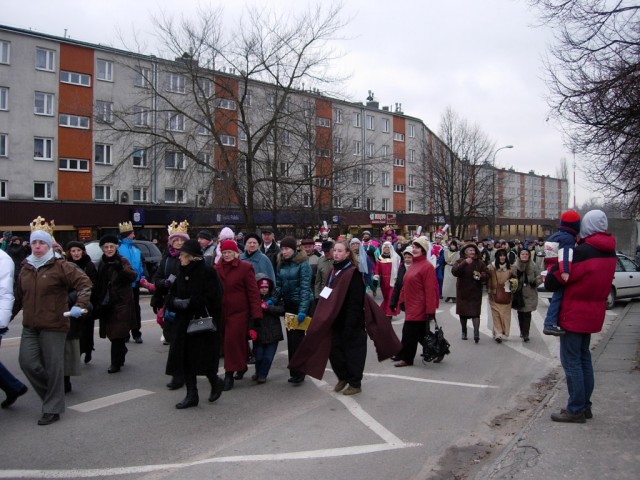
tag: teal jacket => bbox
[272,249,313,315]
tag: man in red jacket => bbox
[548,210,616,423]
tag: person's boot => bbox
[175,387,199,409]
[223,372,234,391]
[234,368,248,380]
[472,317,480,344]
[64,376,72,393]
[460,319,468,340]
[207,375,224,402]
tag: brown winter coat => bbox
[14,257,92,332]
[93,253,137,340]
[511,258,542,313]
[487,264,516,304]
[451,244,489,317]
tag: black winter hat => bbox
[99,235,120,247]
[244,233,261,244]
[279,236,297,250]
[196,230,213,241]
[66,241,86,252]
[180,239,204,257]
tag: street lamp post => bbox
[492,145,514,238]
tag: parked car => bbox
[85,240,162,279]
[607,253,640,309]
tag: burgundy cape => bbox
[288,265,401,380]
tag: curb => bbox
[473,302,634,480]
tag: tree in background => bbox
[529,0,640,215]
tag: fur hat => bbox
[66,241,86,252]
[219,239,239,253]
[279,236,297,251]
[559,210,581,235]
[99,234,120,247]
[244,233,261,244]
[196,230,213,241]
[180,239,204,257]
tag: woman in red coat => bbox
[374,241,400,318]
[395,237,440,367]
[215,240,262,391]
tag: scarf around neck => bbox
[26,249,54,270]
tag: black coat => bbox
[165,259,223,377]
[255,292,285,344]
[67,255,97,339]
[150,252,181,309]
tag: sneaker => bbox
[550,410,586,423]
[334,380,348,392]
[543,325,566,336]
[343,386,362,396]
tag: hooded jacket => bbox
[272,249,313,315]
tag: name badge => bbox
[320,287,333,299]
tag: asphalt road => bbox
[0,292,623,479]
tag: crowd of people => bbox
[0,209,617,426]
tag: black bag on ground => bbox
[421,320,450,363]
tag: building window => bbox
[333,195,343,208]
[366,197,375,210]
[94,184,112,201]
[35,48,55,71]
[165,151,185,170]
[165,188,186,204]
[381,171,390,187]
[238,125,247,141]
[317,117,331,128]
[353,140,362,156]
[366,170,375,185]
[0,87,8,110]
[366,142,375,158]
[408,149,415,163]
[334,108,343,124]
[59,158,89,172]
[393,157,405,167]
[280,131,291,146]
[316,148,330,158]
[34,92,54,116]
[0,180,6,199]
[34,181,53,200]
[408,199,415,212]
[0,41,9,64]
[303,193,312,207]
[95,143,112,165]
[133,187,148,203]
[59,114,90,129]
[168,112,185,131]
[166,73,185,93]
[279,162,290,177]
[393,132,405,142]
[366,115,375,130]
[133,106,149,127]
[134,67,151,88]
[215,98,236,110]
[96,59,113,81]
[393,184,405,193]
[195,117,210,135]
[60,71,91,87]
[243,89,253,106]
[198,78,212,97]
[352,112,361,128]
[381,118,390,133]
[408,124,416,138]
[266,94,276,110]
[333,137,343,154]
[196,152,211,172]
[353,169,362,184]
[34,137,53,160]
[96,101,113,123]
[132,148,147,168]
[408,174,415,187]
[220,135,236,147]
[0,133,7,157]
[381,198,390,211]
[352,197,361,208]
[382,144,391,158]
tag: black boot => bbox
[234,368,248,380]
[460,318,468,340]
[223,372,234,391]
[208,375,224,402]
[64,376,72,393]
[176,388,199,409]
[472,317,480,344]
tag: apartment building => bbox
[0,24,568,240]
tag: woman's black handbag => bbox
[421,319,450,363]
[511,289,525,309]
[186,308,216,335]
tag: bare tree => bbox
[427,107,494,239]
[556,157,569,180]
[98,3,351,230]
[529,0,640,215]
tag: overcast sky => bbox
[3,0,593,205]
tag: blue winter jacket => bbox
[240,249,276,284]
[271,249,313,315]
[118,239,144,285]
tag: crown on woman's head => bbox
[30,216,55,235]
[119,221,133,233]
[168,220,189,235]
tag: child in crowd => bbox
[252,274,284,383]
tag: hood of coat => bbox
[277,248,308,267]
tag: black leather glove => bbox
[389,304,397,312]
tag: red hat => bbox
[560,210,581,235]
[220,239,239,253]
[257,278,271,288]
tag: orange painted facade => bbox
[315,98,333,208]
[213,76,239,206]
[57,43,94,201]
[392,116,406,211]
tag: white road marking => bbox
[364,372,499,389]
[69,389,154,413]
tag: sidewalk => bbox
[477,301,640,479]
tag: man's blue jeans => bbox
[254,342,279,378]
[559,332,594,414]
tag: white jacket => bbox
[0,249,15,329]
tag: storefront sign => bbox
[77,227,92,241]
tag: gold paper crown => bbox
[119,221,134,233]
[30,216,55,235]
[168,220,189,236]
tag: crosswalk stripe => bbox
[69,389,154,412]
